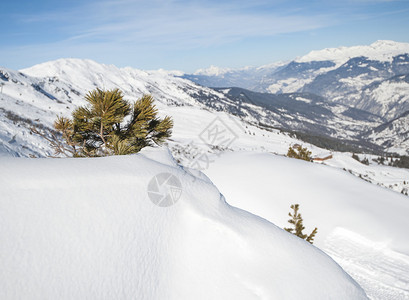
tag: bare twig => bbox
[30,126,76,157]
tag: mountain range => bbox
[0,40,408,158]
[183,40,409,121]
[182,40,409,154]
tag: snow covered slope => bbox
[216,87,383,141]
[356,73,409,121]
[0,148,367,299]
[365,110,409,155]
[205,151,409,300]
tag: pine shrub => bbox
[35,89,173,157]
[286,145,312,161]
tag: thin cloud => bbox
[16,0,333,49]
[3,0,407,70]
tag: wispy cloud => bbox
[2,0,408,70]
[17,0,333,49]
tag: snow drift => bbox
[0,148,367,299]
[205,151,409,299]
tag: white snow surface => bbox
[205,151,409,300]
[0,148,367,299]
[296,40,409,66]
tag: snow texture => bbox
[0,148,367,299]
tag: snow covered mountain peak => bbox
[193,65,233,76]
[20,58,114,77]
[17,58,214,107]
[370,39,406,49]
[295,40,409,65]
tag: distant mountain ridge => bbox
[183,40,409,121]
[182,61,288,91]
[213,87,383,139]
[300,54,409,117]
[295,40,409,65]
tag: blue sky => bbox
[1,0,409,72]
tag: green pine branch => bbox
[35,89,173,157]
[284,204,318,244]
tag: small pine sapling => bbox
[284,204,318,244]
